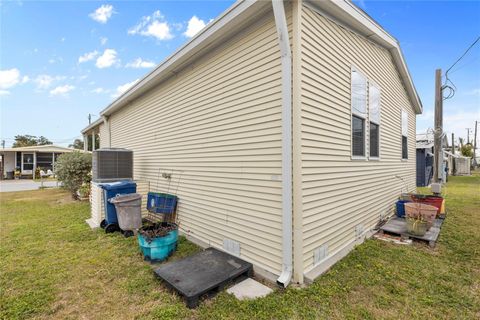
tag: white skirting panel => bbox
[86,180,150,229]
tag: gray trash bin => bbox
[109,193,142,235]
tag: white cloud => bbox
[91,87,107,94]
[95,49,119,68]
[184,16,208,38]
[112,79,139,98]
[128,11,173,41]
[50,84,75,96]
[419,105,480,144]
[0,68,28,94]
[34,74,54,89]
[443,110,480,139]
[0,68,20,89]
[48,56,64,64]
[89,4,114,24]
[34,74,66,90]
[79,50,99,63]
[125,58,155,69]
[100,37,108,45]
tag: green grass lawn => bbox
[1,174,479,319]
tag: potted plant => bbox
[404,202,438,236]
[405,214,429,236]
[138,222,179,262]
[14,167,21,180]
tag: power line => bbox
[442,36,480,101]
[448,55,480,75]
[444,36,480,77]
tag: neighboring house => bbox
[0,145,79,178]
[416,138,434,187]
[82,0,422,285]
[416,132,448,186]
[444,150,471,176]
[81,118,103,151]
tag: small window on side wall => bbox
[369,84,380,158]
[352,115,365,156]
[351,69,367,157]
[402,110,408,159]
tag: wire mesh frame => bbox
[145,168,184,225]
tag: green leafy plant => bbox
[78,183,91,199]
[460,143,473,158]
[35,167,41,180]
[55,152,92,199]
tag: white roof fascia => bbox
[81,117,104,134]
[0,145,78,153]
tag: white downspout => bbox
[272,0,293,287]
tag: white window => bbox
[369,84,380,158]
[351,69,367,157]
[402,110,408,159]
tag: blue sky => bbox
[1,0,479,147]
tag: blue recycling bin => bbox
[147,192,178,214]
[99,180,136,232]
[396,200,411,218]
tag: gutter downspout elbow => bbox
[272,0,293,288]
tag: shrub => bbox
[460,143,473,158]
[55,152,92,199]
[35,167,41,179]
[78,183,91,199]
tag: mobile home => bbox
[83,0,422,285]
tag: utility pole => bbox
[451,133,455,175]
[474,121,478,167]
[466,128,471,144]
[88,114,92,125]
[433,69,443,184]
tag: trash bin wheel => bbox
[100,219,107,229]
[105,223,119,233]
[123,230,134,238]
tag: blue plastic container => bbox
[137,225,178,262]
[147,192,178,214]
[396,200,411,218]
[99,181,137,225]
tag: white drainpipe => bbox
[272,0,293,287]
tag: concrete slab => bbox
[227,278,273,300]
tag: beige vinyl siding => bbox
[300,4,416,272]
[98,123,108,149]
[108,9,286,275]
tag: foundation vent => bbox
[313,244,328,266]
[223,238,241,256]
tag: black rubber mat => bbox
[154,248,253,308]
